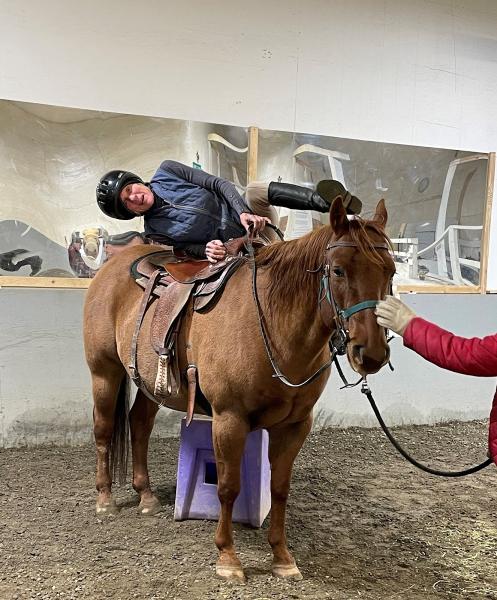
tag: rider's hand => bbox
[205,240,227,264]
[375,295,417,336]
[240,212,271,235]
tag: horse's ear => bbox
[329,196,349,234]
[372,199,388,228]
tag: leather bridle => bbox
[248,236,391,388]
[322,240,391,357]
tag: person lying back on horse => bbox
[96,160,362,263]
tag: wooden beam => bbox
[479,152,495,294]
[0,276,91,289]
[247,126,258,183]
[395,284,480,294]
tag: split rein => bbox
[246,233,492,478]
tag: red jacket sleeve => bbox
[403,317,497,377]
[404,317,497,467]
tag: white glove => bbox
[375,295,417,336]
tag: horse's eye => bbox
[332,267,345,277]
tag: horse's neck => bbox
[259,262,330,356]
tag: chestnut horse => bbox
[83,198,395,582]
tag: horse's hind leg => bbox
[267,415,312,580]
[212,412,249,583]
[92,364,127,515]
[129,390,161,515]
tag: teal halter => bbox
[247,233,391,388]
[339,300,380,320]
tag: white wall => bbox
[2,0,497,153]
[1,289,494,447]
[0,289,182,447]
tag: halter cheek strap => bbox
[249,236,392,388]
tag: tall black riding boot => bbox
[268,181,362,215]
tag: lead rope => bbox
[360,377,492,477]
[333,349,492,476]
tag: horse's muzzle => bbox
[349,343,390,375]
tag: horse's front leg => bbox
[129,390,161,515]
[267,415,313,580]
[212,412,249,583]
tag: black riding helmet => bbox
[96,170,144,220]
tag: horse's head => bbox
[325,197,395,375]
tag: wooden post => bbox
[247,126,258,183]
[480,152,495,294]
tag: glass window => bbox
[0,100,248,282]
[258,130,489,289]
[1,99,489,290]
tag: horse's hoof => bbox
[216,564,247,584]
[138,496,162,516]
[272,563,303,580]
[95,499,119,516]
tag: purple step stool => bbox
[174,417,271,527]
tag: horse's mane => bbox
[255,216,391,313]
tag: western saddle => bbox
[129,236,261,424]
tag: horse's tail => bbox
[109,375,130,486]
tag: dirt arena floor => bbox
[1,420,496,600]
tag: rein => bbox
[247,237,334,388]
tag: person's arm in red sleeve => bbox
[376,296,497,467]
[403,317,497,377]
[376,296,497,377]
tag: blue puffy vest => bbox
[144,165,245,244]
